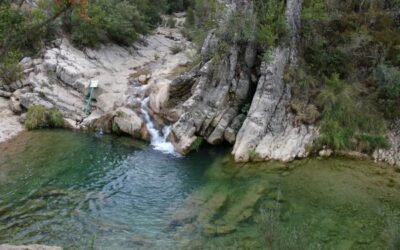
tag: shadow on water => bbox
[0,130,399,249]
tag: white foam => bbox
[140,98,179,156]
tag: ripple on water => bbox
[0,130,399,249]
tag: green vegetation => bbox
[374,64,400,119]
[25,105,64,130]
[0,0,52,84]
[315,74,388,152]
[170,44,183,54]
[65,0,192,47]
[0,0,190,85]
[190,136,203,152]
[295,0,400,152]
[68,0,151,47]
[255,0,287,51]
[183,0,219,45]
[0,49,23,85]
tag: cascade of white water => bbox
[140,97,177,155]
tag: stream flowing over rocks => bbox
[0,6,399,166]
[0,14,195,150]
[166,0,317,161]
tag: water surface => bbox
[0,130,399,249]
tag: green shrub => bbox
[0,50,23,85]
[170,45,183,54]
[374,64,400,119]
[295,0,398,153]
[48,108,64,127]
[183,0,218,45]
[166,17,176,28]
[256,0,287,50]
[217,7,257,45]
[69,0,150,47]
[25,105,64,130]
[315,74,388,152]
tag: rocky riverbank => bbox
[0,13,195,144]
[0,7,399,168]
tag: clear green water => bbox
[0,130,399,250]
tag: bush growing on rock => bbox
[0,50,23,85]
[293,0,400,152]
[374,64,400,119]
[256,0,287,50]
[170,45,182,54]
[25,105,64,130]
[315,74,388,152]
[183,0,218,45]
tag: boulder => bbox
[63,118,80,130]
[113,107,148,140]
[138,74,151,85]
[9,96,22,114]
[20,93,54,109]
[19,57,33,69]
[80,112,115,133]
[319,148,333,157]
[149,81,170,114]
[0,90,12,98]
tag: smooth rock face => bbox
[232,0,316,162]
[0,244,62,250]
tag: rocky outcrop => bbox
[0,15,194,144]
[169,3,257,154]
[232,0,317,162]
[373,121,400,167]
[0,97,23,143]
[114,107,149,139]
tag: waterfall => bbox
[140,97,177,155]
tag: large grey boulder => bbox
[114,107,148,140]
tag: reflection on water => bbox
[0,130,399,249]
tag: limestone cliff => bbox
[168,0,316,161]
[167,1,257,154]
[232,0,317,162]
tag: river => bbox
[0,130,399,249]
